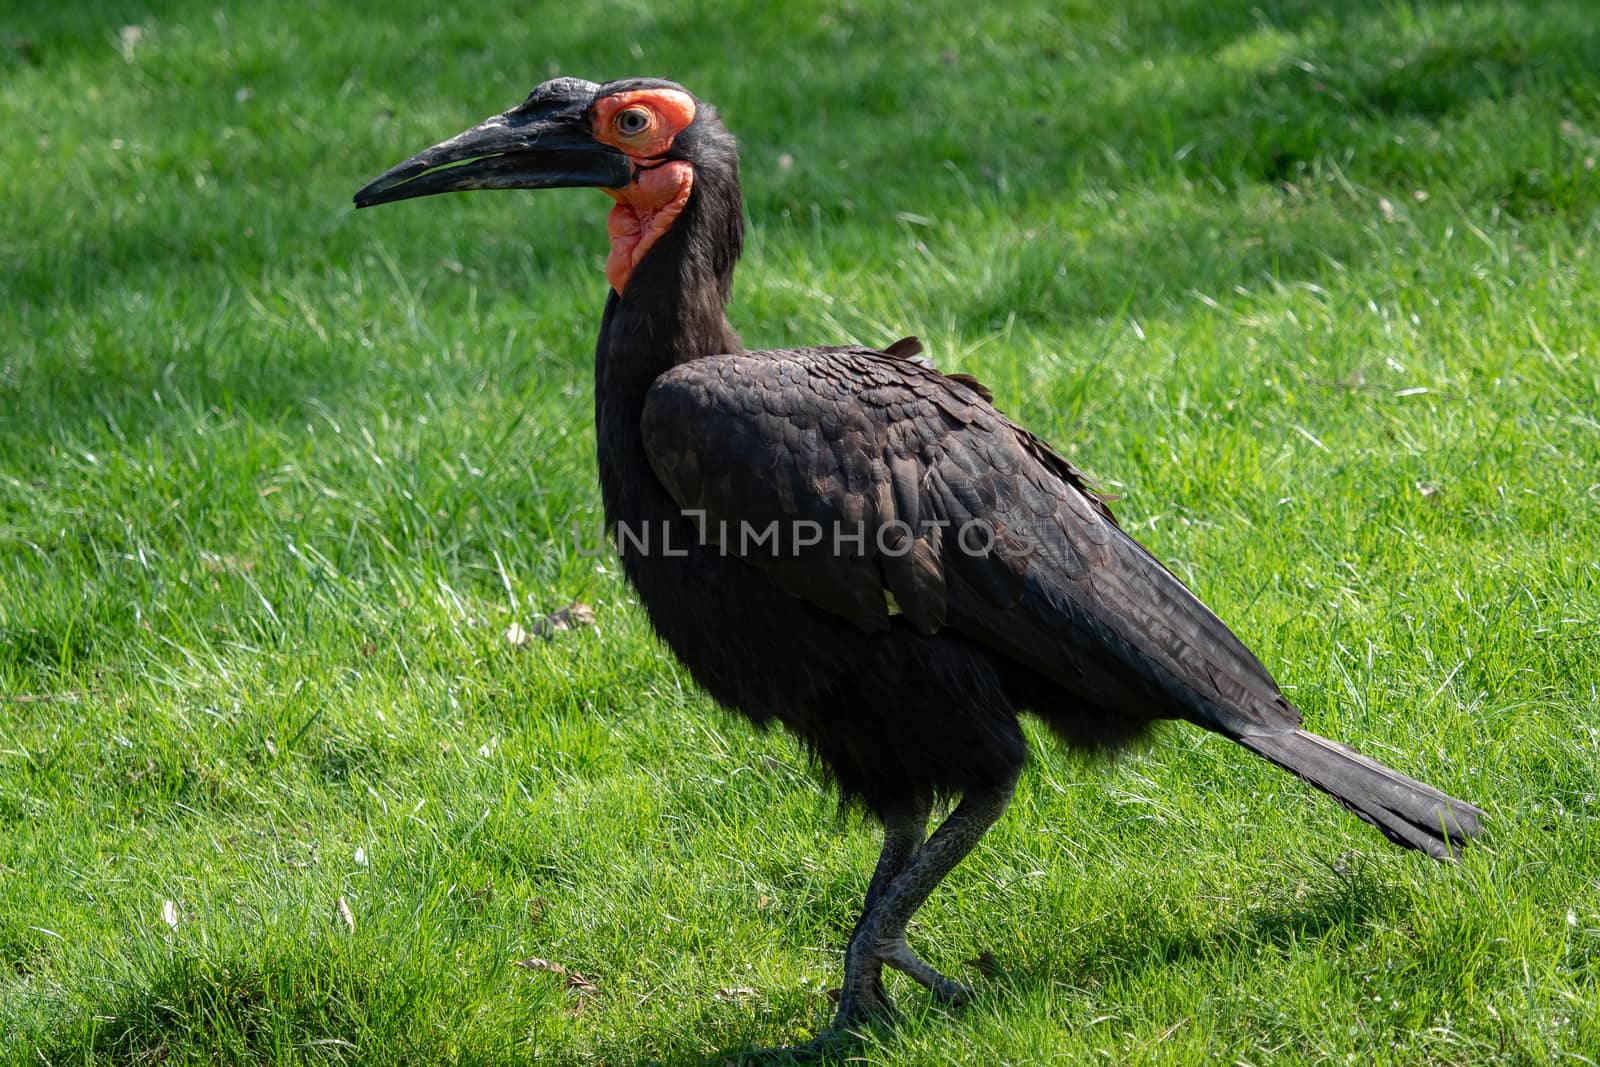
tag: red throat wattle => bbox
[591,87,699,294]
[604,162,694,294]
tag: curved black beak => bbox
[353,77,632,209]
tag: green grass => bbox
[3,0,1598,1062]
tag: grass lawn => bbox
[3,0,1599,1062]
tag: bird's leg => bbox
[846,806,930,954]
[827,769,1018,1034]
[846,803,980,1005]
[833,805,929,1022]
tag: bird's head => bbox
[355,77,738,295]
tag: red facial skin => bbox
[592,89,698,294]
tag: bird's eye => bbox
[615,108,652,136]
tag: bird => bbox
[354,77,1483,1048]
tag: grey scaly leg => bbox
[838,805,929,1018]
[826,769,1019,1034]
[852,806,981,1005]
[877,935,972,1005]
[847,807,930,951]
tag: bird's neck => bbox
[595,168,744,381]
[594,258,742,396]
[593,171,744,522]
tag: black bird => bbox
[355,78,1483,1044]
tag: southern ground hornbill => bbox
[355,77,1483,1045]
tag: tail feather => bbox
[1235,729,1484,860]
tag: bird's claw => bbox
[728,944,983,1063]
[929,976,976,1006]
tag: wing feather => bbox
[640,346,1298,734]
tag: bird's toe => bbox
[930,977,975,1006]
[874,935,978,1006]
[830,980,899,1030]
[726,1028,858,1066]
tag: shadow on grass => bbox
[664,867,1396,1066]
[16,869,1391,1066]
[1014,862,1392,993]
[620,867,1399,1067]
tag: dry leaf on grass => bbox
[539,601,596,634]
[462,880,493,909]
[3,689,96,704]
[516,955,565,975]
[506,602,598,647]
[516,956,597,991]
[117,25,143,62]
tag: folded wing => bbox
[640,345,1301,737]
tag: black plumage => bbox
[355,76,1483,1046]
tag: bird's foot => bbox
[733,942,987,1063]
[789,1024,868,1063]
[830,969,899,1030]
[727,982,892,1064]
[727,1028,861,1066]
